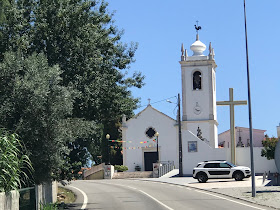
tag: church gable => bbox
[127,105,176,128]
[122,105,178,172]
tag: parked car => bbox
[193,160,251,183]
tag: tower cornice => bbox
[179,59,217,68]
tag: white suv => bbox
[193,160,251,183]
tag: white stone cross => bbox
[217,88,247,164]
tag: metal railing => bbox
[158,161,175,177]
[19,187,36,210]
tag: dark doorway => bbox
[144,152,157,171]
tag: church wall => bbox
[183,121,218,148]
[182,130,226,175]
[123,106,178,172]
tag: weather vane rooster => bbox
[194,21,201,34]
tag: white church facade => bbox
[121,33,277,175]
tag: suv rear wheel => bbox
[234,171,244,181]
[197,173,208,183]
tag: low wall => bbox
[35,181,58,209]
[84,163,105,178]
[182,131,277,175]
[84,170,104,180]
[0,190,19,210]
[235,147,277,174]
[104,165,114,179]
[84,164,115,180]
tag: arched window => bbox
[193,71,201,90]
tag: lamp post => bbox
[155,132,159,162]
[243,0,256,197]
[167,93,183,177]
[106,134,110,165]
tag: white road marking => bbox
[139,190,174,210]
[110,183,173,210]
[195,190,266,210]
[125,186,137,190]
[69,185,88,209]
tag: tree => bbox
[0,52,95,183]
[30,0,144,163]
[261,135,279,160]
[0,0,144,181]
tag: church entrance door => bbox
[144,152,157,171]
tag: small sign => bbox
[188,141,197,152]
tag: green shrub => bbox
[114,165,128,172]
[0,130,33,192]
[40,202,58,210]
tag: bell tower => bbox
[180,29,218,148]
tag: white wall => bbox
[123,106,178,172]
[235,147,277,173]
[0,190,19,210]
[182,131,277,175]
[182,130,226,175]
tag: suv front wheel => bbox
[197,172,208,183]
[234,171,244,181]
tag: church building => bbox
[121,32,277,175]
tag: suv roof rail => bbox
[203,160,226,162]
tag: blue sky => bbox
[106,0,280,137]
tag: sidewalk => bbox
[139,176,280,209]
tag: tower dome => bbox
[190,34,206,56]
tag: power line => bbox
[138,96,177,108]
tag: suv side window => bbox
[204,163,219,168]
[219,163,231,168]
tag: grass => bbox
[57,186,76,204]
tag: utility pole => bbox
[178,93,183,177]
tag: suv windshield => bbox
[227,162,236,167]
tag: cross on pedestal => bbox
[217,88,247,164]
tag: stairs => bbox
[113,171,153,179]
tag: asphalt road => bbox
[64,179,275,210]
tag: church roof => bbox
[129,105,176,123]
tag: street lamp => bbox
[155,132,159,162]
[106,134,110,165]
[167,93,183,177]
[243,0,256,197]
